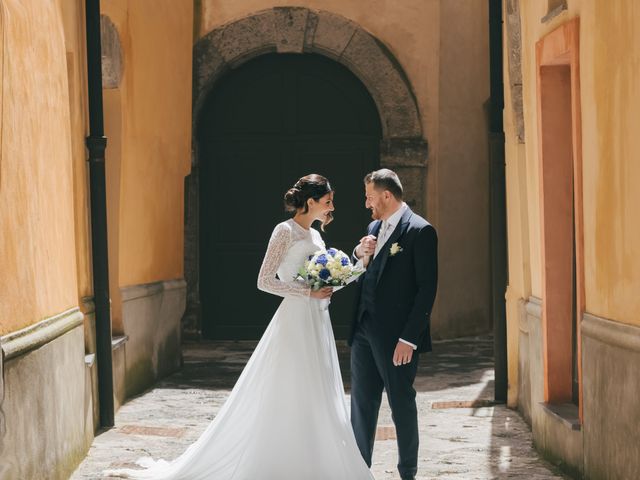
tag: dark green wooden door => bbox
[197,53,381,339]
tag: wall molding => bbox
[121,278,187,303]
[525,296,542,319]
[582,312,640,353]
[81,296,95,315]
[0,307,84,361]
[525,298,640,353]
[518,297,530,333]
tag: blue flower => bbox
[319,268,331,280]
[341,257,350,266]
[327,248,338,256]
[316,254,328,266]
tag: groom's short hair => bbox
[364,169,403,200]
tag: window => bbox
[536,19,583,413]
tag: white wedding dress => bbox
[104,218,374,479]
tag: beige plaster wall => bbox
[197,0,492,336]
[435,0,491,337]
[502,0,529,398]
[0,0,79,335]
[510,0,640,328]
[101,0,193,294]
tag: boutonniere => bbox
[389,242,403,256]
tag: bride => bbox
[105,174,374,479]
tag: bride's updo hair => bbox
[284,174,334,228]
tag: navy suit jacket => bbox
[350,207,438,353]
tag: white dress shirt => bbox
[374,202,408,258]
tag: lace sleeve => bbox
[257,223,311,298]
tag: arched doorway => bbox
[196,53,382,339]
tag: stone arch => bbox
[193,7,424,141]
[183,8,428,335]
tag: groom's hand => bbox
[393,342,414,366]
[356,235,377,258]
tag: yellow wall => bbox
[0,0,79,335]
[504,0,640,403]
[101,0,193,293]
[580,0,640,325]
[505,0,640,349]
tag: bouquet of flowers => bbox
[296,248,364,291]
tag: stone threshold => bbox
[432,399,500,409]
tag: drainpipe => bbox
[488,0,508,403]
[85,0,115,428]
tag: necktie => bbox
[375,221,390,257]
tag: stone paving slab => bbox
[72,337,571,479]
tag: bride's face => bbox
[306,192,335,221]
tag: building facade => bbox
[0,1,492,477]
[503,0,640,478]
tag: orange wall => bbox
[102,0,193,290]
[0,0,79,335]
[58,0,94,304]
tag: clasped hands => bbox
[356,235,377,265]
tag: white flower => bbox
[390,242,403,256]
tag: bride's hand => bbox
[310,287,333,299]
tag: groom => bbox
[350,168,438,480]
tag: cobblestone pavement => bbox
[72,337,570,480]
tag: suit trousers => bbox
[350,312,419,478]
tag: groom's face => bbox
[364,183,390,220]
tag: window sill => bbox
[112,335,129,351]
[540,402,581,431]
